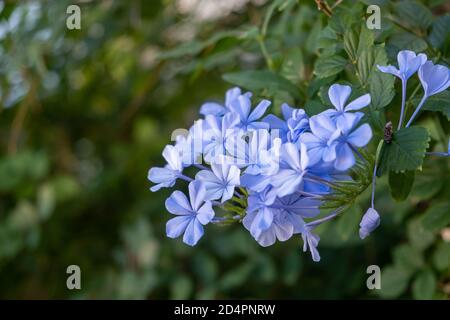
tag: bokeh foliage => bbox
[0,0,449,299]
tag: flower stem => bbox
[405,94,427,127]
[397,79,407,130]
[178,174,193,182]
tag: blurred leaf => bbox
[422,202,450,231]
[222,70,301,99]
[393,244,424,274]
[37,183,55,219]
[412,269,436,300]
[280,48,304,84]
[389,170,415,201]
[394,1,433,31]
[432,242,450,272]
[378,265,410,298]
[407,217,435,251]
[170,274,193,299]
[428,15,450,49]
[282,251,302,286]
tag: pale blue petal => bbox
[347,123,372,147]
[166,215,192,238]
[376,65,401,78]
[200,102,227,116]
[183,218,204,246]
[344,93,371,111]
[248,99,271,122]
[196,201,215,224]
[328,84,351,111]
[334,144,355,171]
[188,180,206,211]
[165,190,192,215]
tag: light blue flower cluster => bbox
[359,50,450,241]
[148,86,373,261]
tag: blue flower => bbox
[301,227,321,262]
[377,50,427,81]
[377,50,427,129]
[270,143,309,197]
[359,207,380,239]
[272,194,321,231]
[148,145,183,191]
[202,112,240,163]
[263,103,309,142]
[287,109,310,143]
[199,87,250,117]
[229,95,271,131]
[243,187,277,240]
[333,112,372,170]
[195,163,240,203]
[165,180,215,246]
[301,114,340,167]
[406,61,450,127]
[324,84,371,122]
[244,209,293,247]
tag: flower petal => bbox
[344,93,371,111]
[166,215,192,239]
[183,218,204,246]
[165,190,192,215]
[328,84,352,111]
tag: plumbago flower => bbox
[148,86,375,262]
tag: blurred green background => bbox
[0,0,449,299]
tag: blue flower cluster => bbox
[149,84,374,261]
[377,50,450,129]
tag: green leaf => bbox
[222,70,301,99]
[357,45,388,87]
[377,126,430,176]
[395,1,433,31]
[428,15,450,49]
[393,244,424,274]
[432,242,450,272]
[280,48,304,84]
[344,24,375,63]
[422,202,450,231]
[414,91,450,120]
[407,217,435,251]
[369,70,395,109]
[388,170,415,201]
[412,269,436,300]
[377,265,410,298]
[314,54,347,79]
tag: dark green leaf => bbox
[377,126,430,175]
[369,70,395,109]
[412,269,436,300]
[314,54,347,79]
[389,170,415,201]
[377,265,410,298]
[428,16,450,49]
[394,1,433,31]
[413,91,450,120]
[422,202,450,231]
